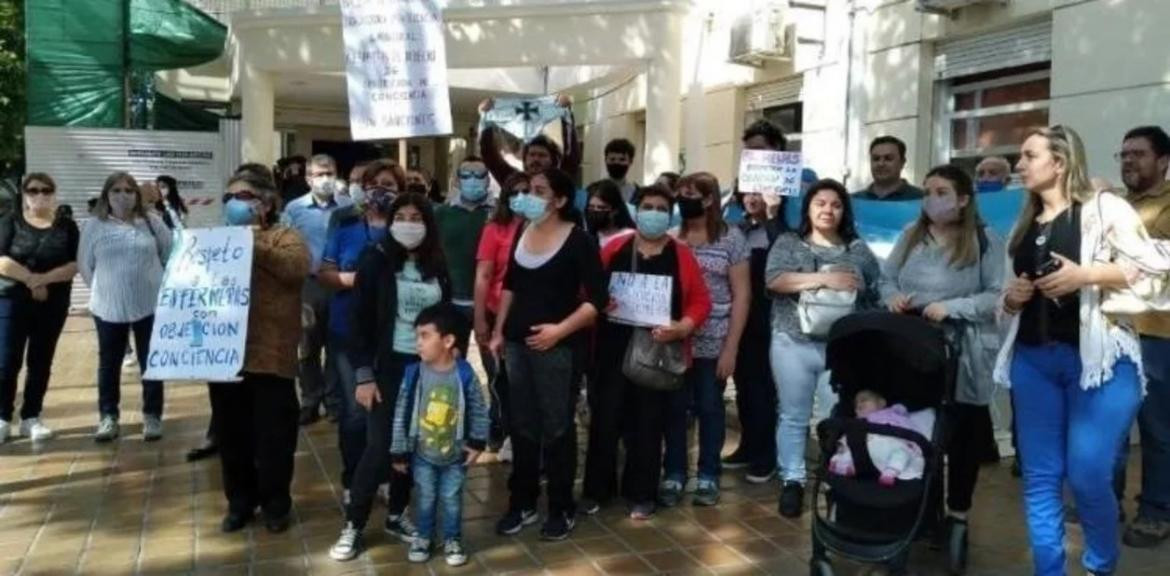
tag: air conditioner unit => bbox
[916,0,1008,16]
[728,1,790,67]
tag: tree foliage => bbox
[0,0,25,176]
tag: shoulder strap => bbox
[628,235,638,274]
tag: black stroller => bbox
[808,311,965,576]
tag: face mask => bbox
[606,163,630,181]
[109,193,136,218]
[677,196,705,220]
[585,210,612,232]
[519,194,551,223]
[459,177,489,203]
[508,194,526,215]
[390,221,427,249]
[923,195,961,225]
[348,183,365,205]
[976,180,1006,194]
[636,209,671,239]
[368,191,394,214]
[311,177,335,200]
[224,199,257,226]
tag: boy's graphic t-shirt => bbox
[418,364,462,465]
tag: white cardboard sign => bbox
[738,150,803,196]
[608,272,673,328]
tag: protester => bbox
[880,164,1004,556]
[78,172,171,443]
[724,121,788,482]
[975,156,1013,193]
[473,173,529,453]
[854,136,925,200]
[477,96,581,185]
[583,179,635,248]
[655,172,681,194]
[660,172,750,507]
[319,159,404,503]
[766,178,881,517]
[604,138,638,202]
[0,173,79,443]
[345,161,371,205]
[435,156,493,348]
[996,125,1168,576]
[330,193,452,561]
[389,303,489,566]
[582,184,711,519]
[278,155,310,205]
[212,172,310,534]
[488,168,606,540]
[283,154,353,425]
[155,175,189,227]
[1118,125,1170,549]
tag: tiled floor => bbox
[1,317,1169,575]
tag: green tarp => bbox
[154,92,220,132]
[27,0,226,128]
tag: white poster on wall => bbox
[340,0,453,140]
[143,227,253,382]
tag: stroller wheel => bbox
[946,518,969,574]
[809,558,834,576]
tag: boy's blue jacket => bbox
[389,358,490,464]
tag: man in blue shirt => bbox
[282,154,353,425]
[853,136,925,200]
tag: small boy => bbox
[390,303,490,566]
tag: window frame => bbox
[934,68,1052,163]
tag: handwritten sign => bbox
[738,150,803,196]
[143,227,253,382]
[340,0,453,140]
[608,272,673,328]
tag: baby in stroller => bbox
[828,390,925,485]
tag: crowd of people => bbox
[1,97,1169,576]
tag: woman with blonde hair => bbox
[996,125,1170,576]
[79,172,171,443]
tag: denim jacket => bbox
[389,358,490,465]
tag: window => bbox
[937,64,1050,176]
[746,102,803,151]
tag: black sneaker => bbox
[778,482,805,518]
[657,479,684,508]
[384,513,418,543]
[221,510,254,533]
[722,449,752,470]
[579,498,601,516]
[496,508,538,535]
[1124,516,1170,548]
[540,512,576,541]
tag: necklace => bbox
[1035,218,1056,247]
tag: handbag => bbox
[797,252,858,337]
[619,240,686,391]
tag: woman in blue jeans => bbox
[660,172,750,508]
[764,179,880,518]
[79,172,172,443]
[996,126,1170,576]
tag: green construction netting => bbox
[27,0,226,128]
[154,92,220,132]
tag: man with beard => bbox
[477,95,581,185]
[1120,125,1170,550]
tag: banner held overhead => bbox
[340,0,453,141]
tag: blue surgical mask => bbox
[519,194,550,223]
[508,194,525,216]
[224,198,256,226]
[459,177,489,203]
[976,180,1006,194]
[636,209,671,239]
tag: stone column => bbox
[642,13,684,183]
[240,65,275,167]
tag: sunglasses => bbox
[227,191,259,202]
[457,170,488,179]
[24,186,54,196]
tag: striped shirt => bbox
[79,214,171,323]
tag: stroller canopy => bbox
[825,312,951,412]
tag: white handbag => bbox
[797,287,857,337]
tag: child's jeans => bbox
[412,455,467,543]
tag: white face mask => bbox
[390,221,426,249]
[109,193,137,218]
[348,183,365,206]
[311,176,336,200]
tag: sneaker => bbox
[384,513,418,543]
[444,539,468,567]
[540,512,576,541]
[142,416,163,442]
[329,522,363,561]
[0,420,11,444]
[744,464,776,485]
[122,354,137,368]
[722,449,752,470]
[629,503,655,521]
[19,418,53,442]
[497,437,513,462]
[579,498,601,516]
[657,479,684,508]
[693,479,720,507]
[1124,516,1170,548]
[778,481,805,518]
[94,416,120,443]
[407,538,431,563]
[496,508,539,535]
[221,510,254,533]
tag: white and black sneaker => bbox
[329,522,363,561]
[540,512,576,541]
[496,508,539,535]
[94,415,120,443]
[444,539,468,567]
[384,512,418,543]
[407,538,431,563]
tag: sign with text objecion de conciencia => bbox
[143,228,253,382]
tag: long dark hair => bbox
[491,172,529,226]
[677,172,727,242]
[384,192,447,281]
[534,168,579,222]
[156,175,188,215]
[585,179,635,231]
[797,179,859,243]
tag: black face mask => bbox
[585,210,612,232]
[678,196,706,220]
[606,162,630,181]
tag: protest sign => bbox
[608,272,673,328]
[143,227,253,382]
[340,0,453,140]
[738,150,803,196]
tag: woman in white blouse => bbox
[79,172,171,443]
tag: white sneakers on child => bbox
[20,418,54,442]
[143,416,163,442]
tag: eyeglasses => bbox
[24,186,54,196]
[226,191,258,202]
